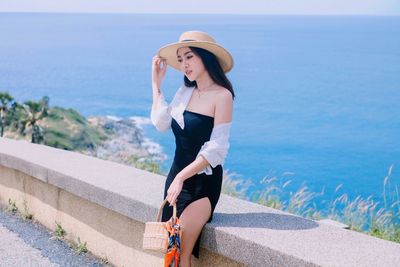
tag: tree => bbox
[0,92,14,137]
[8,102,25,132]
[19,96,49,143]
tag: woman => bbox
[151,30,234,266]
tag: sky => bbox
[1,0,400,15]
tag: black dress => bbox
[161,110,223,258]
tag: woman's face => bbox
[177,47,206,81]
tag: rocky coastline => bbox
[3,106,165,173]
[85,116,166,169]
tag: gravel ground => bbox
[0,207,112,267]
[0,223,58,267]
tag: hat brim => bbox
[158,41,233,73]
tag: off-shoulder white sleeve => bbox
[197,122,232,175]
[150,94,172,132]
[150,86,194,132]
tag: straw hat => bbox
[157,31,234,73]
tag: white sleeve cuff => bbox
[197,165,213,175]
[196,122,231,175]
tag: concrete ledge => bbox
[1,137,400,266]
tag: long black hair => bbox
[183,46,235,99]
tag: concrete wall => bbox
[1,138,400,267]
[0,166,239,266]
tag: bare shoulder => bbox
[215,86,233,104]
[213,86,233,123]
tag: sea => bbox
[1,13,399,208]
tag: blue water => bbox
[1,13,399,206]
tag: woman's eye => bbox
[177,54,191,63]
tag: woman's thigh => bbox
[179,197,211,256]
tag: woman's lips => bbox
[185,70,192,76]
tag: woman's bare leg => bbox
[179,197,211,267]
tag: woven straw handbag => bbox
[142,199,177,253]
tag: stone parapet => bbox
[1,138,400,266]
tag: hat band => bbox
[181,39,195,42]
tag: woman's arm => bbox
[152,55,167,109]
[151,55,172,131]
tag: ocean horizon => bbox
[1,13,399,207]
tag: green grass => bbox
[42,107,108,151]
[6,199,18,213]
[54,221,67,239]
[5,105,109,151]
[222,165,400,244]
[126,155,162,174]
[22,200,33,220]
[75,237,88,254]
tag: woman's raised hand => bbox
[152,55,167,89]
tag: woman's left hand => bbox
[166,175,184,206]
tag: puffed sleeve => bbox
[150,94,172,132]
[196,122,232,175]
